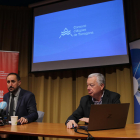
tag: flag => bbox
[129,39,140,123]
[0,51,19,102]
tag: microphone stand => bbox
[0,109,4,126]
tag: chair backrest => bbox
[36,111,45,122]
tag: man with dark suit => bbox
[66,73,120,129]
[2,73,38,140]
[3,73,38,124]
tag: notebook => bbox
[79,103,130,131]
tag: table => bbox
[0,122,140,140]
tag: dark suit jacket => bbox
[3,88,38,123]
[66,89,120,124]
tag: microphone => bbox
[0,101,7,126]
[0,101,7,111]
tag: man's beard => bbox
[8,86,19,94]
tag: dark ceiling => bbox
[0,0,46,6]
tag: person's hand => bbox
[66,120,78,129]
[79,117,89,123]
[18,117,28,124]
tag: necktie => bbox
[10,94,15,117]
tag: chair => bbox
[36,111,45,140]
[36,111,45,122]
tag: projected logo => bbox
[59,28,73,38]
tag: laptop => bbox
[79,103,130,131]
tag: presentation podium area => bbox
[0,122,140,140]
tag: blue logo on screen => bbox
[59,28,73,38]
